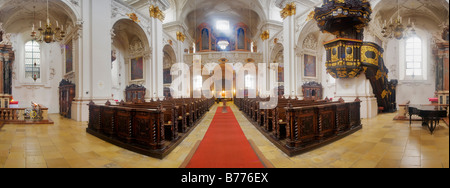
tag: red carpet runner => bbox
[186,106,265,168]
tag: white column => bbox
[262,33,270,97]
[282,3,296,98]
[295,51,304,99]
[335,74,378,119]
[72,0,113,122]
[149,4,166,100]
[90,0,112,102]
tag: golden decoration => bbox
[260,30,270,41]
[361,45,379,66]
[127,13,140,23]
[176,31,186,42]
[381,90,388,99]
[375,70,383,80]
[306,11,315,21]
[149,5,165,22]
[281,2,296,19]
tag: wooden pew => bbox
[87,97,215,159]
[88,102,165,150]
[285,99,362,148]
[123,100,179,141]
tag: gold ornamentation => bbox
[306,11,315,21]
[149,5,165,22]
[127,13,140,23]
[260,30,270,41]
[375,70,383,80]
[176,31,186,42]
[381,90,388,99]
[361,45,379,66]
[281,2,296,19]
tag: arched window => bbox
[201,28,210,50]
[405,36,422,78]
[24,40,40,80]
[237,28,245,50]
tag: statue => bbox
[0,33,11,45]
[0,22,4,43]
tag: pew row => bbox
[87,98,214,159]
[235,97,362,157]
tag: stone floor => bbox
[0,103,448,168]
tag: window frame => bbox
[404,36,423,79]
[399,33,428,81]
[24,40,41,81]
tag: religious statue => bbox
[0,33,11,45]
[0,22,4,43]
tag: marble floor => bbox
[0,103,448,168]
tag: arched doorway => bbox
[111,19,150,102]
[271,43,284,96]
[163,44,177,98]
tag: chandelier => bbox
[381,0,416,40]
[218,40,229,50]
[31,0,66,43]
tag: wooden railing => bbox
[0,108,26,122]
[0,105,52,124]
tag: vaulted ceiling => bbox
[373,0,448,25]
[181,0,263,39]
[0,0,75,33]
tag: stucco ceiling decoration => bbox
[373,0,449,28]
[180,0,265,40]
[0,0,75,33]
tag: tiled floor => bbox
[0,103,448,168]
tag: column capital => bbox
[176,31,186,42]
[280,2,296,19]
[260,30,270,41]
[148,0,170,11]
[149,5,165,22]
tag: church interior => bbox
[0,0,448,169]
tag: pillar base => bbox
[338,96,378,119]
[72,99,111,122]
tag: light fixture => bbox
[218,40,229,50]
[381,0,416,40]
[30,40,38,82]
[31,0,65,43]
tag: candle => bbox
[40,21,42,28]
[56,21,59,27]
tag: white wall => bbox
[11,32,63,114]
[383,30,436,105]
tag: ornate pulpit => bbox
[314,0,398,113]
